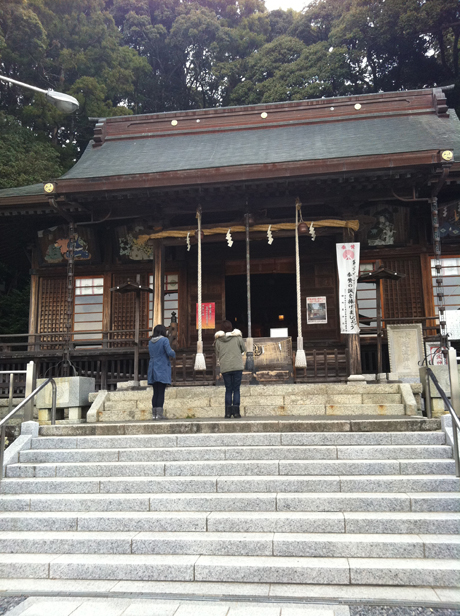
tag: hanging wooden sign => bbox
[196,302,215,329]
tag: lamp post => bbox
[0,75,79,113]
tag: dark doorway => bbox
[225,274,297,338]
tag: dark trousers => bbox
[152,382,167,408]
[222,370,243,407]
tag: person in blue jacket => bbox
[148,324,176,420]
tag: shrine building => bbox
[1,86,460,390]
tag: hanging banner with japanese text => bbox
[196,302,216,329]
[336,243,360,334]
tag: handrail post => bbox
[448,347,460,416]
[424,370,432,418]
[51,379,57,426]
[0,424,5,478]
[7,373,14,414]
[24,361,35,422]
[448,347,460,476]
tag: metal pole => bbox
[0,424,5,479]
[448,347,460,414]
[51,379,57,426]
[24,361,35,422]
[7,373,14,414]
[424,369,432,418]
[245,214,254,371]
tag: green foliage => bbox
[0,112,62,188]
[0,263,30,335]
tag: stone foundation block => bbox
[284,395,327,405]
[244,406,287,416]
[165,407,220,419]
[282,405,326,416]
[167,397,211,408]
[242,396,284,407]
[326,404,404,415]
[362,394,402,404]
[104,401,137,412]
[327,395,362,404]
[98,409,150,423]
[175,387,217,399]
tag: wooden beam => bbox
[343,227,362,375]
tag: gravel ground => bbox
[0,596,27,615]
[350,608,460,616]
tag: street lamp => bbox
[0,75,79,114]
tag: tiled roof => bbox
[61,113,460,181]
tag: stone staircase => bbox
[0,417,459,591]
[88,382,421,422]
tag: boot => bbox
[225,406,232,419]
[152,407,157,420]
[231,405,241,418]
[156,407,165,420]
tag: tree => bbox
[0,112,62,189]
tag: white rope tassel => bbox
[194,208,206,371]
[295,200,307,368]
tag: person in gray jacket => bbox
[214,320,246,418]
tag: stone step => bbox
[6,459,457,478]
[30,429,446,451]
[1,492,459,512]
[18,444,452,464]
[104,384,406,402]
[38,417,441,437]
[163,404,407,419]
[0,553,457,586]
[0,531,458,559]
[2,510,458,534]
[2,474,459,495]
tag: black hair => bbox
[221,320,233,333]
[152,324,167,337]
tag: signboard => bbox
[445,310,460,341]
[425,343,447,365]
[307,296,327,324]
[243,337,292,369]
[336,243,360,334]
[196,302,215,329]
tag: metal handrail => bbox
[426,367,460,477]
[0,378,56,482]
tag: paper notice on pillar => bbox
[336,243,360,334]
[196,302,215,329]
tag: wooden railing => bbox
[294,348,349,382]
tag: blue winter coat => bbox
[148,336,176,385]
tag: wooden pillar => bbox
[343,227,362,375]
[152,240,164,327]
[28,248,40,351]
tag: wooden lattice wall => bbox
[382,257,424,320]
[111,274,150,345]
[38,277,67,344]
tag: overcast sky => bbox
[264,0,312,11]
